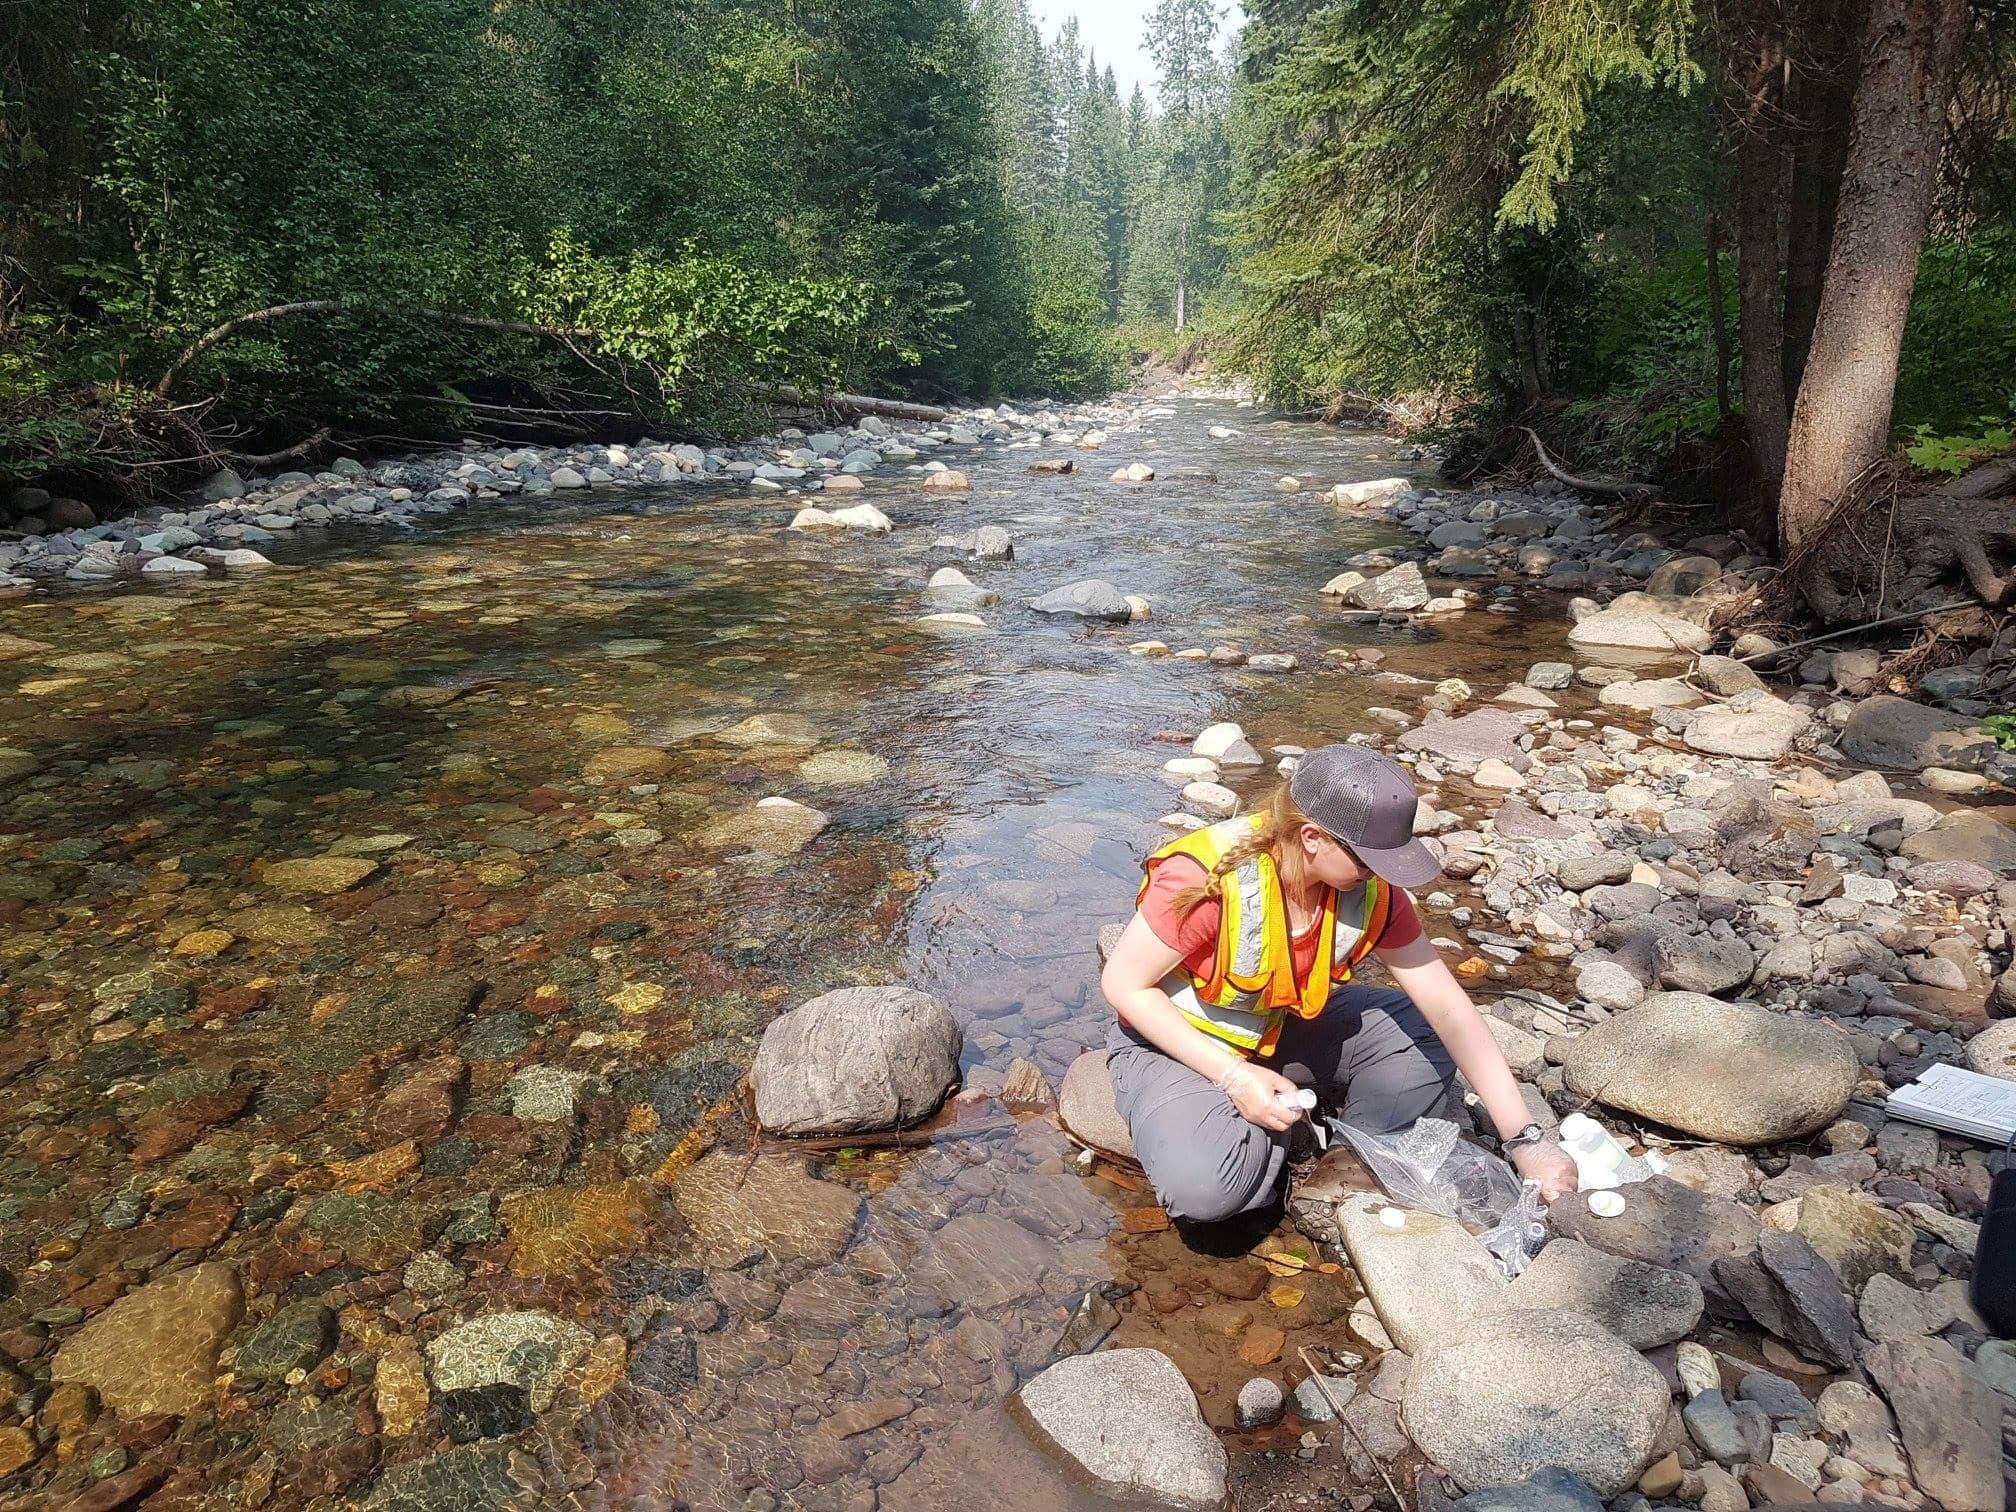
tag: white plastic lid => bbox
[1588,1190,1627,1218]
[1379,1206,1407,1229]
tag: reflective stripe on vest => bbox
[1139,817,1392,1057]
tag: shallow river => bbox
[0,396,1591,1509]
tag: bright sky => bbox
[1028,2,1246,106]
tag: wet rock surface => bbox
[1020,1348,1228,1504]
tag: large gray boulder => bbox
[1402,1309,1669,1496]
[1058,1051,1135,1162]
[1496,1238,1704,1349]
[1028,578,1132,620]
[1684,693,1812,761]
[749,986,962,1135]
[1841,695,1996,772]
[1562,994,1857,1145]
[1020,1349,1227,1505]
[1567,604,1710,655]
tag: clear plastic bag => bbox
[1325,1115,1549,1277]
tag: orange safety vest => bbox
[1138,814,1391,1058]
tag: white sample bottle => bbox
[1558,1112,1635,1191]
[1276,1088,1317,1112]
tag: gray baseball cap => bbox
[1287,744,1441,888]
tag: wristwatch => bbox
[1502,1123,1546,1152]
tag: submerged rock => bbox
[1561,994,1857,1145]
[1028,579,1133,621]
[425,1310,593,1412]
[1019,1348,1226,1505]
[749,985,962,1135]
[53,1261,243,1418]
[671,1151,863,1266]
[262,855,379,895]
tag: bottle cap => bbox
[1378,1206,1407,1229]
[1588,1190,1627,1218]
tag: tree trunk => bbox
[1175,280,1187,333]
[1779,0,1969,562]
[1728,19,1792,496]
[1779,0,1864,399]
[1705,210,1736,422]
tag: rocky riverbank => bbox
[0,396,1162,592]
[1031,467,2016,1507]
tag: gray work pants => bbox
[1105,985,1463,1223]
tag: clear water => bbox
[0,397,1583,1508]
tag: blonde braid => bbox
[1165,784,1301,915]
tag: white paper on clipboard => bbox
[1885,1062,2016,1146]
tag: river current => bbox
[0,395,1589,1508]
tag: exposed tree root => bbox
[1794,456,2016,625]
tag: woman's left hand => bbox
[1510,1140,1578,1203]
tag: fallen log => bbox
[1519,426,1656,498]
[756,384,949,425]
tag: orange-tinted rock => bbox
[1211,1263,1269,1301]
[1239,1324,1287,1366]
[366,1056,465,1145]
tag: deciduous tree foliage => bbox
[0,0,1125,480]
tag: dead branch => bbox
[226,428,332,467]
[155,300,600,397]
[756,385,949,424]
[1736,598,1981,663]
[1519,426,1657,498]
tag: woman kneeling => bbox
[1099,743,1575,1224]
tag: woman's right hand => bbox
[1219,1061,1306,1131]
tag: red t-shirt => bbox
[1140,854,1422,986]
